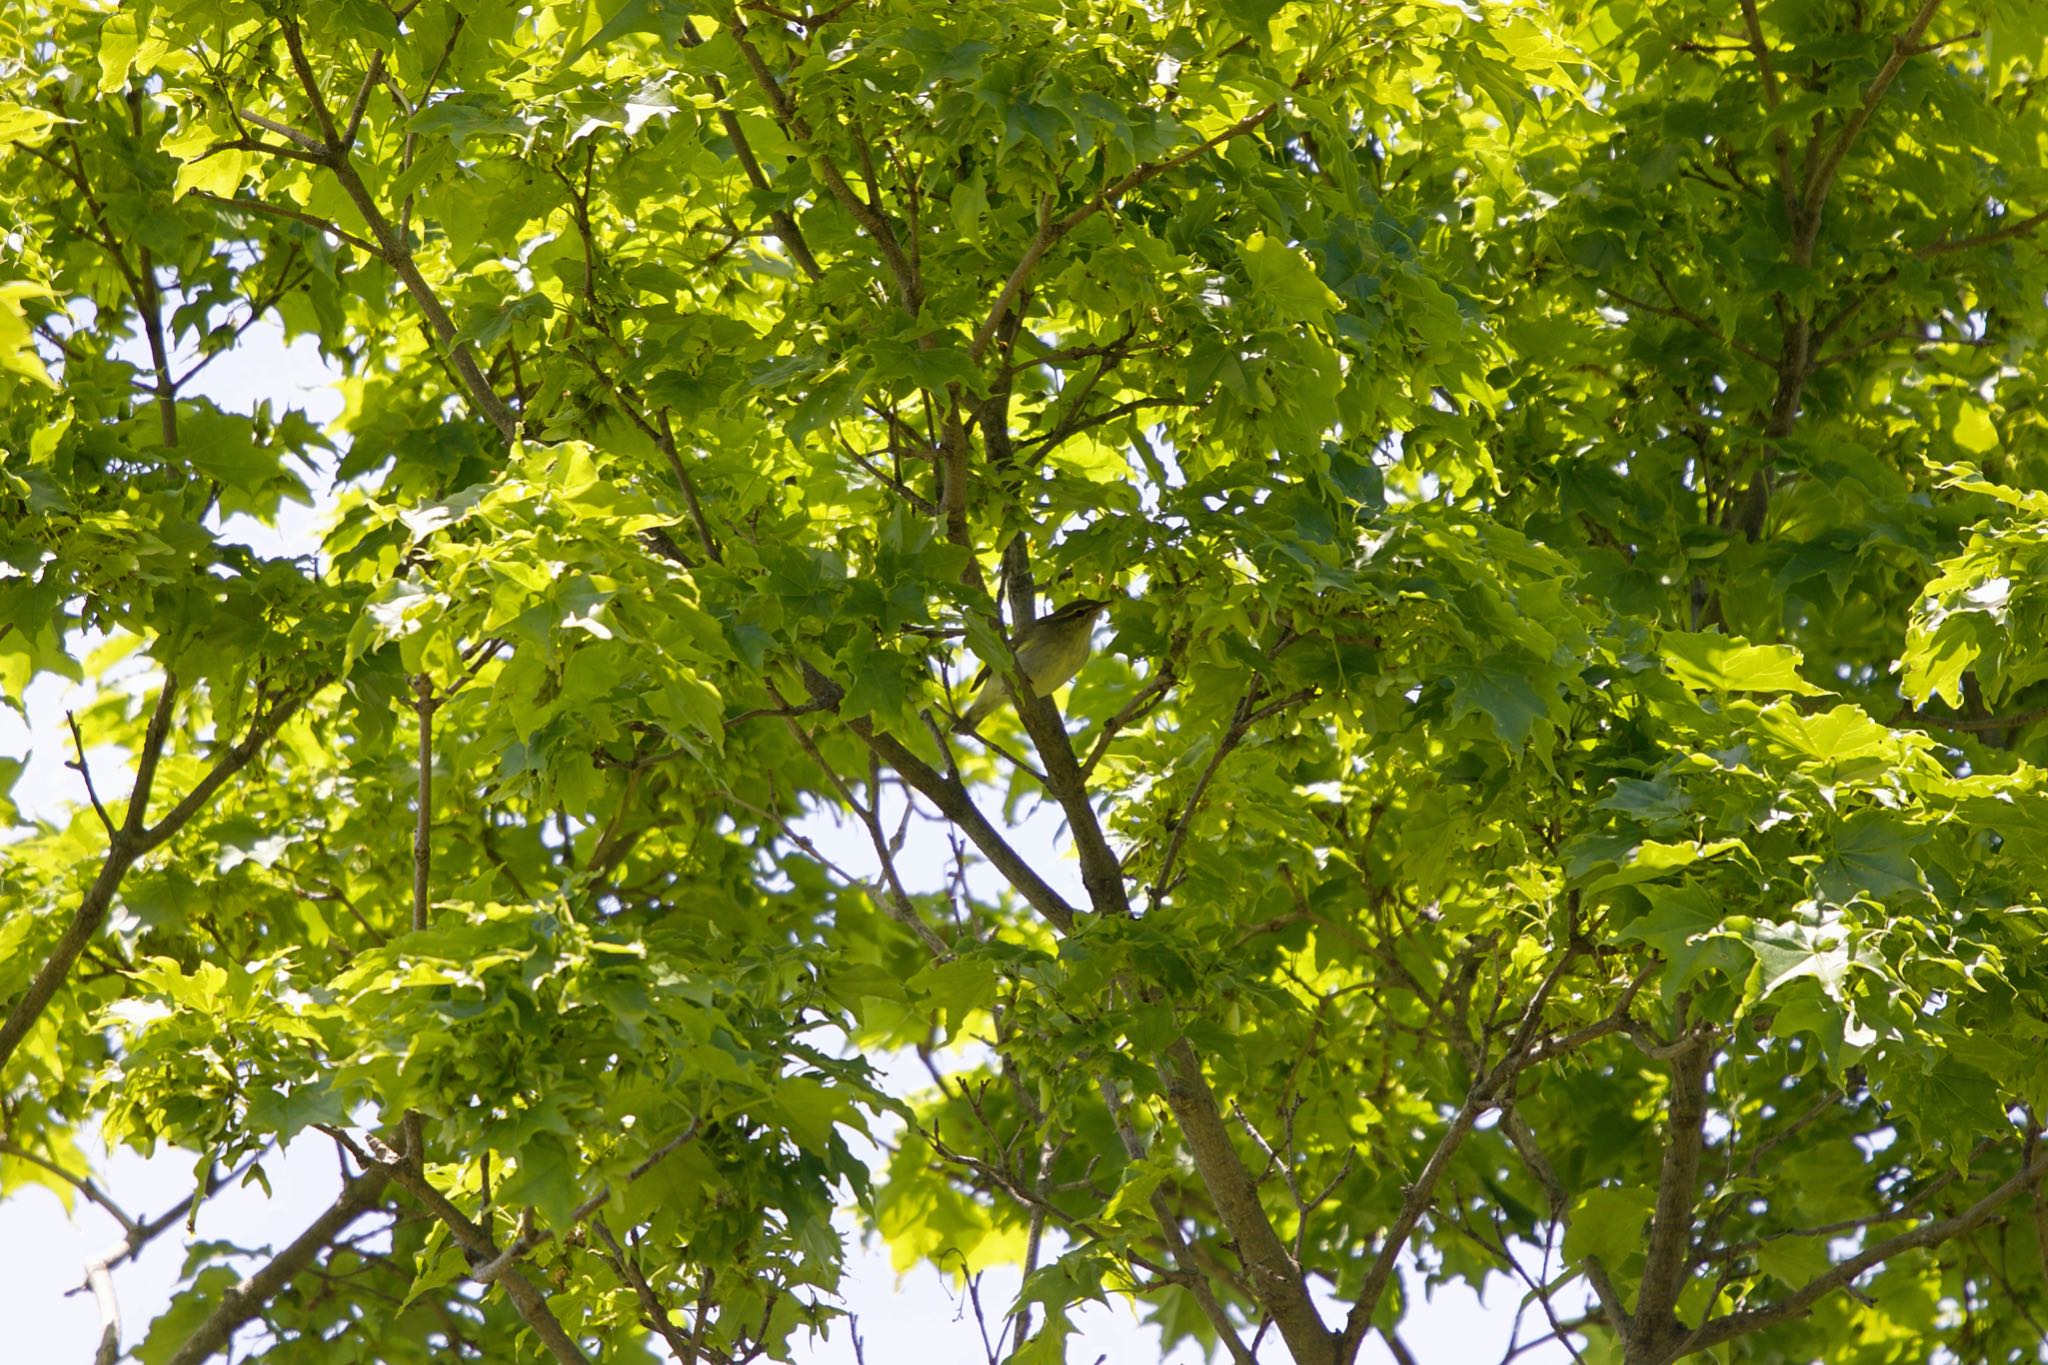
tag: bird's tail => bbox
[953,674,1000,733]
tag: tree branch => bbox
[678,19,823,282]
[1081,671,1176,778]
[797,661,1081,932]
[1920,204,2048,257]
[1158,1039,1339,1365]
[63,710,115,836]
[1151,684,1316,906]
[970,97,1290,360]
[273,18,520,441]
[1736,0,1802,226]
[1341,948,1582,1359]
[590,1218,702,1363]
[1683,1143,2048,1355]
[1600,269,1774,366]
[723,18,920,309]
[1800,0,1945,225]
[138,688,309,852]
[0,681,307,1075]
[779,709,952,959]
[186,188,380,255]
[0,1139,134,1232]
[1628,1028,1715,1359]
[1095,1076,1259,1365]
[1898,702,2048,734]
[352,1136,593,1365]
[162,1167,392,1365]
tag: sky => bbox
[0,324,1576,1364]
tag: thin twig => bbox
[63,711,116,836]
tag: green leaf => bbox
[495,1133,584,1234]
[1444,656,1554,745]
[172,146,248,201]
[244,1078,349,1142]
[1662,631,1827,695]
[1742,908,1853,1004]
[1587,837,1752,892]
[1811,811,1927,904]
[0,282,55,390]
[1754,1234,1832,1290]
[1950,399,2000,456]
[97,13,140,93]
[1563,1186,1655,1271]
[1240,231,1343,319]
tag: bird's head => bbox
[1049,596,1111,623]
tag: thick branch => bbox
[1013,681,1132,920]
[1159,1040,1339,1365]
[274,19,519,441]
[798,662,1081,931]
[162,1168,391,1365]
[0,684,305,1074]
[1096,1078,1258,1365]
[358,1140,592,1365]
[1799,0,1945,227]
[1629,1032,1714,1359]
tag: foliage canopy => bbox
[8,1,2048,1362]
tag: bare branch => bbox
[1158,1039,1339,1365]
[186,188,380,255]
[63,711,115,836]
[86,1254,120,1365]
[1921,204,2048,257]
[0,1140,135,1232]
[233,106,328,152]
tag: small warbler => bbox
[955,597,1110,732]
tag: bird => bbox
[954,598,1110,732]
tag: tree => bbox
[6,0,2048,1360]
